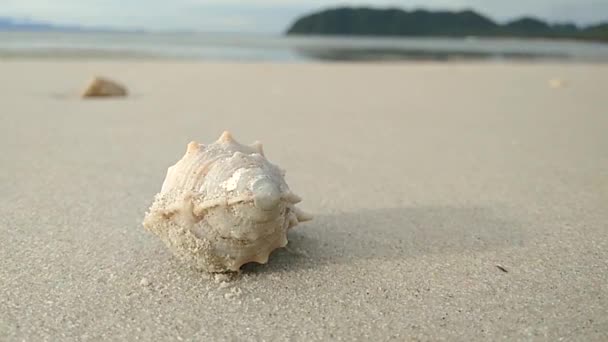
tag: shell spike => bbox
[288,212,299,228]
[186,141,203,153]
[250,141,264,156]
[282,192,302,204]
[294,207,313,222]
[218,131,235,143]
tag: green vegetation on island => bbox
[286,7,608,42]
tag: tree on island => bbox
[286,7,608,42]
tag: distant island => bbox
[0,17,140,33]
[0,17,79,32]
[286,7,608,42]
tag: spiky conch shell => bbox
[143,131,312,272]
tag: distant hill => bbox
[286,7,608,42]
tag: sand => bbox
[0,60,607,341]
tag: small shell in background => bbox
[548,78,568,89]
[143,131,312,273]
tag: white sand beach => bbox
[0,60,607,341]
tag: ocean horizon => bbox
[1,31,608,62]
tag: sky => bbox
[1,0,607,33]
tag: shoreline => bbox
[2,31,608,63]
[2,57,608,66]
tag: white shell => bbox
[143,131,312,272]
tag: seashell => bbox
[82,76,128,98]
[143,131,312,272]
[548,78,567,89]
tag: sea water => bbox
[1,31,608,62]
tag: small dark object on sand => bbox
[496,265,509,273]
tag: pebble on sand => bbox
[82,76,128,98]
[140,277,151,287]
